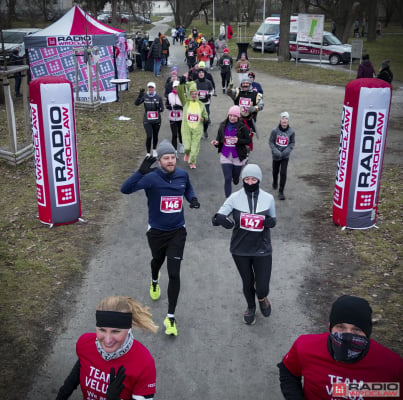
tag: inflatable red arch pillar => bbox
[30,76,81,225]
[333,78,392,229]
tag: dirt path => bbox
[26,18,402,400]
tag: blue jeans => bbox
[153,58,161,76]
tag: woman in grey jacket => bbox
[212,164,276,325]
[268,111,295,200]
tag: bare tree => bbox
[166,0,213,28]
[278,0,293,62]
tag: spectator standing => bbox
[268,111,295,200]
[353,19,360,37]
[171,27,177,44]
[160,34,170,66]
[376,20,382,36]
[177,25,185,45]
[211,105,251,197]
[121,142,201,336]
[166,80,184,153]
[9,49,24,97]
[148,34,163,77]
[220,23,226,38]
[218,48,233,93]
[215,34,228,62]
[55,295,158,400]
[212,164,276,325]
[356,54,376,78]
[234,52,250,86]
[227,24,233,40]
[135,82,164,157]
[140,34,150,71]
[177,79,209,169]
[377,59,393,83]
[278,295,403,399]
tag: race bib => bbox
[160,196,183,213]
[188,51,194,56]
[170,110,181,119]
[187,113,200,122]
[276,135,289,146]
[224,136,237,146]
[198,90,208,99]
[223,59,230,65]
[147,111,159,120]
[239,97,251,113]
[240,63,248,71]
[240,213,264,232]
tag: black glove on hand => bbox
[179,75,187,84]
[106,365,126,400]
[263,215,276,228]
[189,197,200,209]
[173,104,182,110]
[138,88,145,97]
[212,213,234,229]
[139,156,157,175]
[166,104,172,110]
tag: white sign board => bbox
[297,14,324,42]
[351,39,363,59]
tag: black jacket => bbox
[214,119,251,161]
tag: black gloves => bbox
[173,104,182,110]
[139,88,145,95]
[106,365,126,400]
[263,215,276,228]
[189,197,200,209]
[166,103,172,110]
[212,213,234,229]
[179,75,187,84]
[139,156,157,175]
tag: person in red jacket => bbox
[227,24,233,40]
[278,295,403,399]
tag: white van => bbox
[289,31,352,65]
[251,16,298,53]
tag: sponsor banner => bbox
[29,76,81,225]
[333,78,391,229]
[28,45,123,103]
[333,382,400,398]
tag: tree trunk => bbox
[366,0,378,42]
[278,0,293,62]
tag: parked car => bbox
[0,28,40,64]
[135,14,151,24]
[97,13,110,23]
[289,31,351,65]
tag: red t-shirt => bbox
[77,332,156,400]
[283,333,403,400]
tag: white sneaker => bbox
[152,149,158,157]
[178,143,185,154]
[146,153,151,157]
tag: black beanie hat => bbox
[329,295,373,337]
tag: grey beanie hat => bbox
[156,139,176,159]
[241,164,262,182]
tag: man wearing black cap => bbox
[121,140,200,337]
[278,295,403,399]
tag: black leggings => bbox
[144,122,161,153]
[221,163,243,198]
[272,158,289,192]
[232,254,272,309]
[170,120,182,149]
[147,227,187,314]
[221,71,231,89]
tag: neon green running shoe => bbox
[164,316,178,336]
[149,281,160,301]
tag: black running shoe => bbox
[259,297,272,317]
[243,307,256,325]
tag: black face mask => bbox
[328,332,370,363]
[243,181,259,192]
